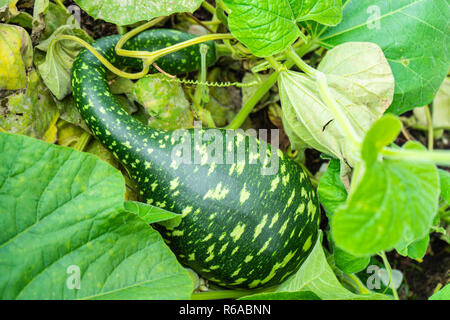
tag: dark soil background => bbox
[21,0,447,300]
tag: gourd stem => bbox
[55,35,150,80]
[285,47,316,77]
[381,147,450,166]
[265,56,283,71]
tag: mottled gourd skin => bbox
[71,29,320,289]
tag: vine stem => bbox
[285,47,316,76]
[381,147,450,166]
[114,16,167,58]
[201,1,216,15]
[378,251,399,300]
[55,35,151,80]
[226,41,319,130]
[116,20,234,64]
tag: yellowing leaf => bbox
[0,23,32,90]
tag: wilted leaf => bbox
[132,75,193,130]
[280,42,394,167]
[36,20,93,100]
[0,69,59,141]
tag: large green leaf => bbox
[319,0,450,115]
[0,132,193,300]
[332,116,440,256]
[73,0,203,25]
[223,0,343,57]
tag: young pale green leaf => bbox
[276,232,388,300]
[0,23,33,90]
[36,20,93,100]
[223,0,343,57]
[124,201,181,225]
[73,0,203,25]
[320,0,450,115]
[361,114,402,165]
[280,42,394,167]
[317,158,347,215]
[0,132,193,300]
[332,118,440,256]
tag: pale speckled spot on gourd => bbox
[257,238,272,255]
[239,183,251,204]
[218,242,229,255]
[230,223,245,242]
[269,213,279,228]
[270,176,280,192]
[253,214,267,241]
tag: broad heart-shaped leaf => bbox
[0,132,193,300]
[223,0,343,57]
[319,0,450,115]
[280,41,394,168]
[73,0,203,25]
[276,232,388,300]
[332,117,440,256]
[318,160,370,274]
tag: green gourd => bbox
[71,28,319,289]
